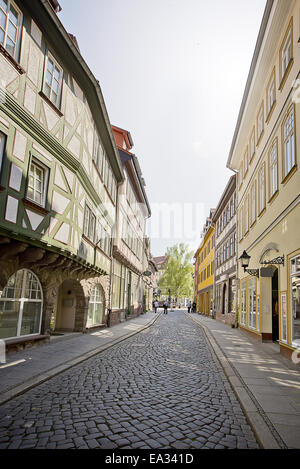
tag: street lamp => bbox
[239,250,259,278]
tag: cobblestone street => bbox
[0,311,259,449]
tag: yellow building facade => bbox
[194,212,215,315]
[227,0,300,360]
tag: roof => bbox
[153,256,167,267]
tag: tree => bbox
[158,243,194,300]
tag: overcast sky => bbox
[59,0,266,257]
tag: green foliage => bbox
[158,243,194,299]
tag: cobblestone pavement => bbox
[0,311,259,449]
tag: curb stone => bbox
[185,312,283,449]
[0,312,162,407]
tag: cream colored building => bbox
[227,0,300,360]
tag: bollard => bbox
[0,339,6,364]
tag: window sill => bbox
[268,190,279,205]
[279,58,294,91]
[281,165,297,186]
[39,91,63,117]
[23,198,49,216]
[0,44,25,75]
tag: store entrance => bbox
[272,269,279,342]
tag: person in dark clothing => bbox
[163,301,168,314]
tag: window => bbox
[243,148,248,177]
[0,0,22,59]
[43,53,63,108]
[241,281,246,326]
[258,163,266,214]
[0,269,43,339]
[244,196,249,234]
[282,106,296,179]
[87,284,104,326]
[266,69,276,118]
[280,19,293,85]
[93,131,104,175]
[239,207,243,241]
[250,181,256,225]
[0,131,6,171]
[249,128,255,161]
[26,158,49,207]
[230,237,233,257]
[239,161,243,188]
[291,255,300,348]
[269,140,278,198]
[83,204,96,243]
[248,278,256,329]
[257,103,264,143]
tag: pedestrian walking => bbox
[187,300,191,313]
[192,302,196,313]
[163,301,168,314]
[154,300,159,313]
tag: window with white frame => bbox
[0,0,22,60]
[26,158,49,207]
[280,22,292,81]
[250,181,256,225]
[244,196,249,234]
[243,148,248,177]
[43,53,63,108]
[87,284,104,327]
[283,106,295,178]
[248,277,256,329]
[239,207,243,241]
[269,140,278,198]
[259,163,265,214]
[291,255,300,347]
[0,269,43,339]
[93,130,104,175]
[257,104,264,142]
[83,204,96,243]
[267,71,276,116]
[250,129,255,161]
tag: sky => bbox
[59,0,266,257]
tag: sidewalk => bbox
[0,311,161,406]
[186,312,300,450]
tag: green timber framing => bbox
[0,0,124,350]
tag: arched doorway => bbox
[0,269,43,339]
[54,279,86,333]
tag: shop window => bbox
[248,277,257,329]
[241,281,246,326]
[291,255,300,348]
[0,269,43,339]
